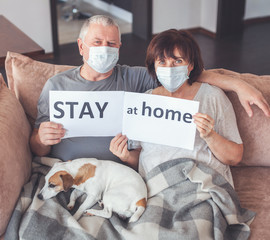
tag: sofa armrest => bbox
[0,74,32,236]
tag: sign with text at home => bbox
[122,92,199,150]
[50,91,199,150]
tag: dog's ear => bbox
[60,173,74,192]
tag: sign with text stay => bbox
[50,91,199,150]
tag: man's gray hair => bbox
[79,15,121,41]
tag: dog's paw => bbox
[84,210,95,216]
[67,200,75,210]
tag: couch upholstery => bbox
[0,51,269,239]
[0,73,32,236]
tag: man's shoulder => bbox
[50,66,80,80]
[45,66,80,88]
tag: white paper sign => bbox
[50,91,199,150]
[122,92,199,150]
[50,91,124,138]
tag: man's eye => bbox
[49,183,56,188]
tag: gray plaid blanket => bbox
[5,157,255,240]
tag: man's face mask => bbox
[156,65,189,92]
[83,43,119,73]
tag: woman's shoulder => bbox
[197,83,232,108]
[199,83,229,99]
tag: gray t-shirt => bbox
[35,65,156,162]
[130,84,242,186]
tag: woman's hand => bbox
[109,133,129,161]
[193,113,243,165]
[109,134,141,170]
[193,113,215,140]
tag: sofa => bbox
[0,51,269,239]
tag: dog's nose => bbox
[37,193,43,200]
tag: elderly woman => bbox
[110,29,243,186]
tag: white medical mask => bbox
[83,43,119,73]
[156,65,189,92]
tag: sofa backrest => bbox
[5,51,75,127]
[211,69,270,167]
[5,52,270,167]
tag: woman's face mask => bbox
[83,43,119,73]
[156,65,189,92]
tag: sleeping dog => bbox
[38,158,147,222]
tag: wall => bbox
[244,0,270,20]
[200,0,218,33]
[152,0,218,34]
[0,0,53,53]
[0,0,269,54]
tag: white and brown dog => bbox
[38,158,147,222]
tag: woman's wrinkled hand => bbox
[193,113,215,139]
[109,133,129,162]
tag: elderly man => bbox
[30,15,270,162]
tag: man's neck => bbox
[80,64,113,82]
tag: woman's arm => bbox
[197,70,270,118]
[193,113,243,165]
[109,134,141,170]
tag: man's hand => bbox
[236,82,270,118]
[30,122,65,156]
[38,122,66,146]
[198,70,270,118]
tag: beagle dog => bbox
[38,158,147,222]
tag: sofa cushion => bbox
[0,74,32,236]
[5,51,75,128]
[212,69,270,167]
[231,166,270,239]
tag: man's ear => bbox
[77,38,83,56]
[60,173,74,192]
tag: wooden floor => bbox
[44,20,270,75]
[1,21,270,84]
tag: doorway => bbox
[49,0,152,54]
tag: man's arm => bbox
[30,122,65,156]
[198,70,270,118]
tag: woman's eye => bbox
[49,183,56,188]
[159,60,165,65]
[175,59,182,64]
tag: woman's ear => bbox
[188,64,194,75]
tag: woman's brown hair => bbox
[145,29,204,85]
